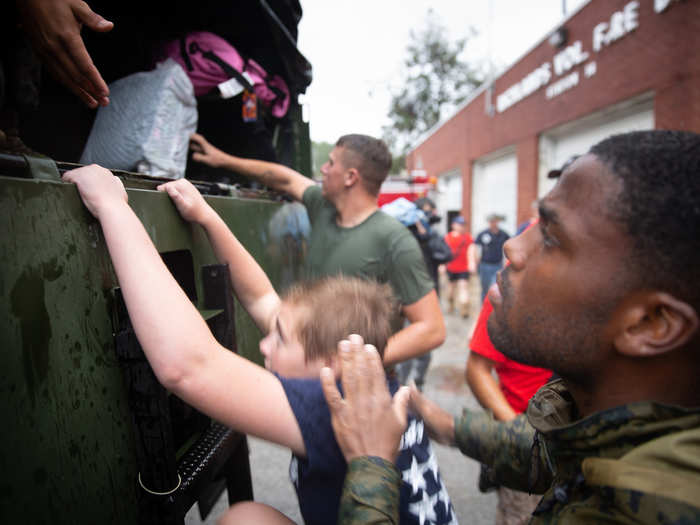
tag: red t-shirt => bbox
[444,232,472,273]
[469,297,552,414]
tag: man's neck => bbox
[333,192,378,228]
[563,355,700,419]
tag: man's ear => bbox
[344,168,360,188]
[614,292,699,357]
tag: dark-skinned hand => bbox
[17,0,113,108]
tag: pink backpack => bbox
[160,31,290,118]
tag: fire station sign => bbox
[496,1,673,113]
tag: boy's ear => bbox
[614,292,699,357]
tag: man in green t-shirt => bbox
[189,132,445,365]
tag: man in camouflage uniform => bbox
[322,130,700,524]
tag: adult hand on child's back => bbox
[321,334,409,463]
[157,179,214,225]
[409,384,456,446]
[62,164,127,218]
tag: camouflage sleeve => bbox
[454,410,551,493]
[338,456,400,525]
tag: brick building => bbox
[407,0,700,237]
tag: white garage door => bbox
[472,150,517,237]
[435,169,462,235]
[539,95,654,197]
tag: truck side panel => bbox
[0,175,308,523]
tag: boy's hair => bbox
[281,276,397,362]
[336,134,392,196]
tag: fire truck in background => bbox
[377,170,437,207]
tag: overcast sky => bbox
[297,0,589,145]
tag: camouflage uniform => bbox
[338,379,700,524]
[339,456,400,524]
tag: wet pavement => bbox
[186,278,498,524]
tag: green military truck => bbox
[0,2,312,523]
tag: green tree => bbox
[383,10,484,156]
[311,140,333,177]
[390,152,406,175]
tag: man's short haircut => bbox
[590,130,700,309]
[281,276,397,362]
[336,134,392,196]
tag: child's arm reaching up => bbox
[157,178,280,334]
[62,165,305,456]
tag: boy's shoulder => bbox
[277,374,401,421]
[276,374,327,410]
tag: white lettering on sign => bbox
[492,0,651,114]
[655,0,674,13]
[593,1,639,52]
[584,61,597,78]
[496,62,552,113]
[546,71,579,99]
[553,41,589,76]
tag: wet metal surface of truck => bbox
[0,157,311,524]
[0,2,313,522]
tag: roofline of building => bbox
[410,0,591,154]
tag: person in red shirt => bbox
[444,216,474,318]
[468,297,552,416]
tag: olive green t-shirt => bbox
[302,185,434,307]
